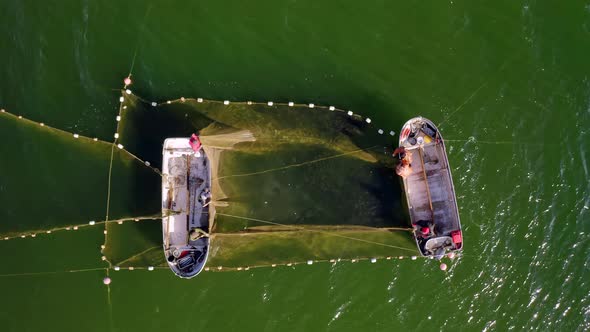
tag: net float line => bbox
[126,93,397,137]
[0,215,160,241]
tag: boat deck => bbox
[403,142,458,236]
[162,147,210,249]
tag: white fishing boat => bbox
[396,117,463,259]
[162,135,211,278]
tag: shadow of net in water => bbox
[105,93,417,269]
[0,111,158,237]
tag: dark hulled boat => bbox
[397,117,463,258]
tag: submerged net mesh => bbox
[105,92,418,269]
[0,90,419,275]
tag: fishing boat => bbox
[396,117,463,258]
[162,135,211,278]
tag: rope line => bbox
[0,267,106,278]
[0,215,160,241]
[114,245,160,266]
[121,149,163,176]
[214,145,380,181]
[438,52,522,127]
[445,138,552,147]
[217,213,419,253]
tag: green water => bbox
[1,1,590,331]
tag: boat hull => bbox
[398,117,463,257]
[162,138,211,278]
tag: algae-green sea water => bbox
[1,1,590,331]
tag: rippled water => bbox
[1,1,589,331]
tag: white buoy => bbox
[347,111,353,116]
[223,100,229,105]
[271,264,277,267]
[245,267,250,270]
[151,102,157,107]
[411,256,417,260]
[73,134,79,138]
[366,118,372,123]
[100,245,105,249]
[205,267,210,271]
[21,235,25,238]
[119,97,124,102]
[288,102,294,107]
[46,231,51,234]
[129,267,134,271]
[386,256,392,260]
[101,256,107,261]
[329,106,335,111]
[0,109,4,112]
[145,161,151,166]
[31,234,36,238]
[103,230,108,235]
[93,138,98,141]
[125,89,132,95]
[237,267,243,271]
[440,263,448,271]
[398,256,404,259]
[308,103,315,108]
[181,97,185,102]
[287,263,292,267]
[370,258,377,263]
[103,277,111,285]
[247,101,252,105]
[134,218,139,221]
[307,260,313,265]
[389,131,395,136]
[267,101,273,106]
[117,144,124,149]
[89,221,95,225]
[148,266,154,271]
[114,133,119,138]
[217,266,223,270]
[116,116,121,122]
[40,123,44,126]
[66,227,71,230]
[3,237,7,240]
[197,98,203,103]
[73,226,78,230]
[166,100,171,104]
[124,77,132,86]
[351,259,357,263]
[330,259,336,263]
[18,115,22,119]
[117,221,123,224]
[378,129,384,134]
[114,266,120,271]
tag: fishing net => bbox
[0,90,418,276]
[104,92,417,269]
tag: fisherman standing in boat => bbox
[412,220,434,238]
[394,147,413,178]
[200,187,212,206]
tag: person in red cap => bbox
[412,220,434,239]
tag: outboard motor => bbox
[177,254,196,270]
